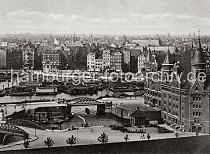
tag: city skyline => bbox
[0,0,210,35]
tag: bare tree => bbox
[124,134,129,142]
[66,135,77,146]
[23,139,30,149]
[98,132,108,144]
[44,137,54,148]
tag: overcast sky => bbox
[0,0,209,35]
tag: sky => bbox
[0,0,210,35]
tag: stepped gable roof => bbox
[146,47,152,62]
[162,48,172,65]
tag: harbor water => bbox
[0,81,112,103]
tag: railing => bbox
[0,123,28,137]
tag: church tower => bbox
[161,48,173,73]
[191,35,206,77]
[72,33,77,43]
[144,47,152,72]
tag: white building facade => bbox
[138,53,146,72]
[102,49,111,70]
[95,58,103,72]
[87,52,96,71]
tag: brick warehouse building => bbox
[144,38,210,134]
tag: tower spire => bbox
[146,45,152,62]
[198,30,201,50]
[191,30,205,75]
[192,39,194,50]
[161,48,173,72]
[163,49,170,65]
[90,32,93,42]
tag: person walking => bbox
[147,133,150,140]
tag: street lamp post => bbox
[77,128,79,143]
[35,128,37,137]
[179,82,182,131]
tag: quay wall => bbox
[2,135,210,154]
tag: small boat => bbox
[10,92,32,96]
[35,87,58,96]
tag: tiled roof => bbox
[130,107,160,118]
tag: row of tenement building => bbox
[0,36,176,73]
[87,50,122,72]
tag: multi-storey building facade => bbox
[42,50,60,72]
[42,46,68,73]
[110,51,122,72]
[6,46,23,70]
[87,52,96,71]
[22,43,35,70]
[144,38,210,134]
[87,52,103,72]
[42,46,67,72]
[6,42,35,70]
[87,50,122,72]
[123,50,131,65]
[122,50,131,72]
[95,58,103,71]
[102,49,111,70]
[138,53,146,72]
[0,49,6,68]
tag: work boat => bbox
[35,86,58,96]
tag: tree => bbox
[66,135,77,146]
[23,139,30,149]
[98,132,108,144]
[124,134,129,142]
[175,132,179,138]
[44,137,54,148]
